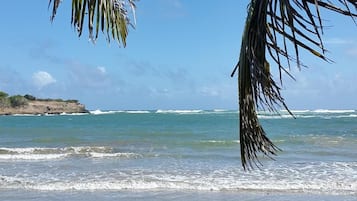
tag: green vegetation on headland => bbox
[0,91,78,107]
[0,91,88,115]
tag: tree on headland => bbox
[0,92,28,108]
[24,94,36,101]
[0,92,80,108]
[0,91,10,107]
[0,91,9,99]
[9,95,28,108]
[48,0,357,170]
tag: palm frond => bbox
[49,0,137,46]
[235,0,357,170]
[238,0,284,170]
[49,0,61,22]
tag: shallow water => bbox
[0,110,356,200]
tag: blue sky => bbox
[0,1,356,110]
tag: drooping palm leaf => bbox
[49,0,136,46]
[234,0,357,170]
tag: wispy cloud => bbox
[124,58,196,91]
[282,67,357,109]
[0,67,29,94]
[159,0,187,18]
[67,62,113,89]
[97,66,107,74]
[126,60,161,77]
[346,48,357,56]
[29,40,66,65]
[324,37,357,58]
[325,38,355,45]
[167,0,183,9]
[32,71,56,89]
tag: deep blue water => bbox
[0,109,356,200]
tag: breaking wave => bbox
[0,146,141,161]
[0,162,356,195]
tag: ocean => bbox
[0,109,356,201]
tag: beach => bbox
[0,110,356,200]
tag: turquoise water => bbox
[0,110,356,200]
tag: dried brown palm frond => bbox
[49,0,137,46]
[234,0,357,170]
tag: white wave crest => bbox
[90,110,124,115]
[0,146,140,161]
[0,147,57,154]
[312,109,355,113]
[0,153,67,160]
[156,110,203,114]
[59,112,88,116]
[257,114,295,119]
[89,152,142,158]
[213,109,227,112]
[12,114,42,117]
[200,140,240,144]
[125,110,151,114]
[289,110,311,113]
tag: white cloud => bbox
[158,0,186,18]
[346,48,357,56]
[67,62,116,89]
[32,71,56,89]
[97,66,106,74]
[325,38,354,45]
[199,87,220,97]
[169,0,183,9]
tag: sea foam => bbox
[156,110,203,114]
[90,110,124,115]
[1,162,356,195]
[0,146,140,161]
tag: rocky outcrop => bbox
[0,100,88,115]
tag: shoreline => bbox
[0,189,355,201]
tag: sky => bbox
[0,0,356,110]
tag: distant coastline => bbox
[0,91,88,115]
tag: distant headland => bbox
[0,91,88,115]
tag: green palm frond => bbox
[49,0,137,46]
[235,0,357,170]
